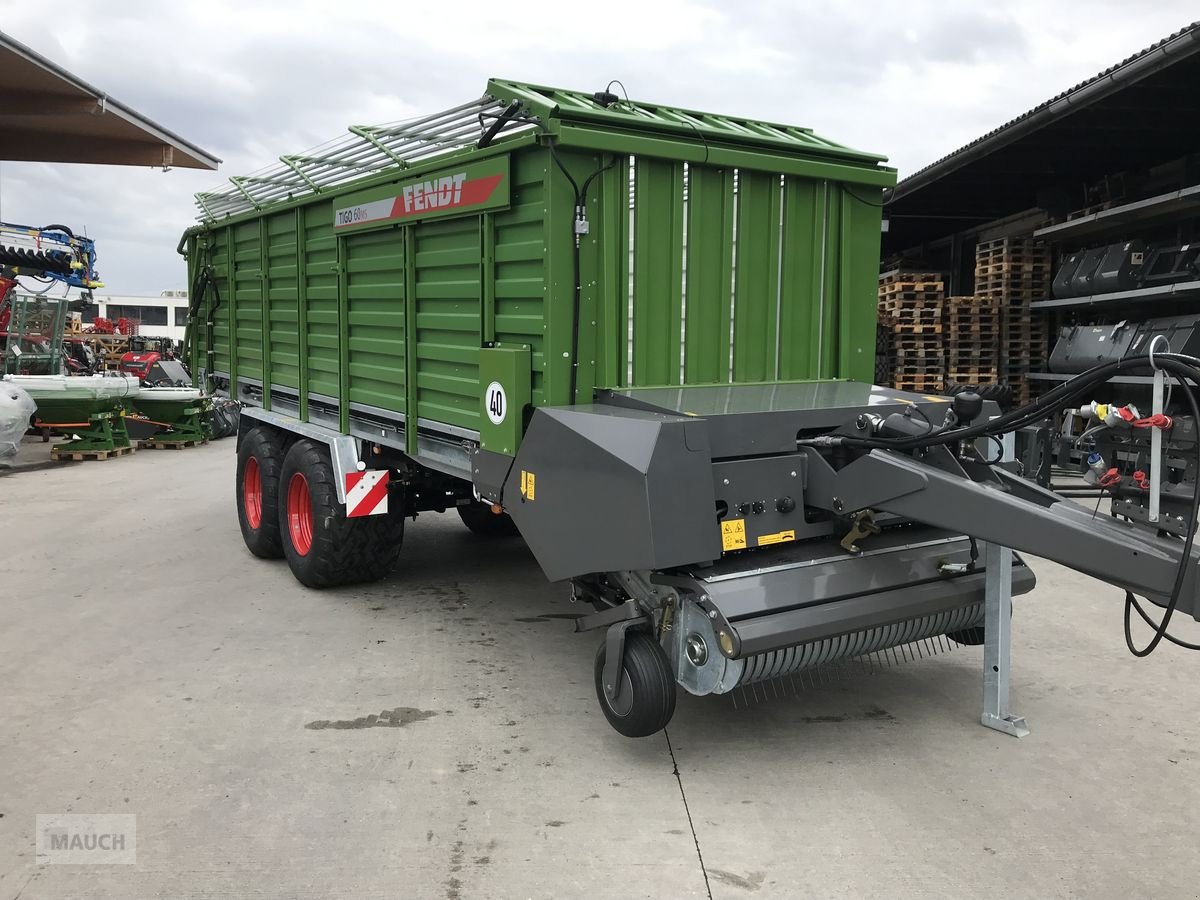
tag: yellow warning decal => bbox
[721,518,747,551]
[757,529,796,547]
[520,470,536,501]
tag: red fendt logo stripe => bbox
[336,173,504,230]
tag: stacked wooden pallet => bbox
[974,238,1050,405]
[945,296,1000,385]
[878,271,945,393]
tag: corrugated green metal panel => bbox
[631,158,684,386]
[302,202,339,398]
[777,178,825,380]
[836,187,883,383]
[732,171,782,382]
[491,151,548,407]
[265,212,299,389]
[231,221,263,382]
[345,228,406,412]
[208,228,232,377]
[683,166,734,383]
[818,185,843,380]
[412,215,480,428]
[592,157,629,389]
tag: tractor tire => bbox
[278,439,404,588]
[457,501,519,537]
[594,631,677,738]
[236,427,286,559]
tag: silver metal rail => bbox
[195,96,535,221]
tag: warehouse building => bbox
[878,21,1200,419]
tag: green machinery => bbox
[131,388,213,446]
[7,374,139,455]
[181,80,1200,738]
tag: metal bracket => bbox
[574,599,645,633]
[981,432,1027,739]
[980,539,1028,737]
[839,508,881,554]
[602,617,647,705]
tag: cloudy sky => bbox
[1,1,1195,296]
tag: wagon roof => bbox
[195,78,889,222]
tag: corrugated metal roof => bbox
[892,20,1200,198]
[0,30,220,170]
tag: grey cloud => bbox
[0,0,1195,293]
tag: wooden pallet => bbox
[890,323,944,335]
[51,445,135,461]
[893,381,945,393]
[879,270,943,285]
[138,438,209,450]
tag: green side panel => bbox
[344,228,406,412]
[593,157,629,389]
[265,212,299,390]
[683,166,735,383]
[836,186,883,383]
[232,220,264,383]
[732,171,782,382]
[412,215,481,429]
[478,346,531,455]
[778,178,824,380]
[818,185,843,380]
[492,151,548,407]
[208,228,232,378]
[302,201,340,399]
[631,158,684,386]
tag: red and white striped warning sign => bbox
[345,469,389,518]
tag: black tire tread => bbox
[236,427,285,559]
[279,439,404,589]
[593,631,676,738]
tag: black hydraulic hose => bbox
[548,138,617,404]
[1123,364,1200,657]
[477,101,522,149]
[809,351,1200,657]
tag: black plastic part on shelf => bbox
[1030,279,1200,311]
[1033,183,1200,242]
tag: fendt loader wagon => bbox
[182,80,1200,737]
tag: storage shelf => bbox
[1030,279,1200,311]
[1034,183,1200,242]
[1026,372,1157,385]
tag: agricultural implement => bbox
[181,80,1200,737]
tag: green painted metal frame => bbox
[183,79,895,464]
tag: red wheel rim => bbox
[287,472,314,556]
[243,456,263,530]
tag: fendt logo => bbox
[402,173,467,212]
[334,166,506,230]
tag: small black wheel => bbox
[278,439,404,588]
[457,501,519,537]
[594,631,677,738]
[946,626,985,646]
[236,427,286,559]
[947,604,1013,646]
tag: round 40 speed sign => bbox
[485,381,507,425]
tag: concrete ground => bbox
[2,438,1198,899]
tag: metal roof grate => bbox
[195,96,534,221]
[197,78,890,222]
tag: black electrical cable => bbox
[843,185,892,208]
[1122,365,1200,657]
[1128,592,1200,651]
[807,352,1200,656]
[546,133,617,404]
